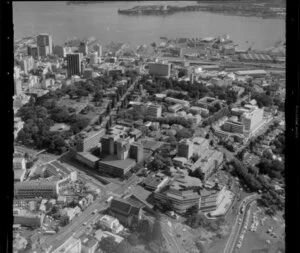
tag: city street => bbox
[45,197,109,250]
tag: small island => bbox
[118,3,285,19]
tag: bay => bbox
[13,1,285,50]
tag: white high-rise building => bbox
[89,52,98,64]
[14,79,22,96]
[94,43,102,58]
[241,105,264,132]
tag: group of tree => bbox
[256,158,284,180]
[148,153,173,172]
[202,107,231,127]
[251,91,273,108]
[226,160,263,192]
[175,127,194,141]
[226,159,284,214]
[271,133,285,155]
[16,98,90,154]
[141,76,238,104]
[257,190,284,216]
[186,213,225,232]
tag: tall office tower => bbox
[14,79,22,96]
[78,42,88,56]
[53,45,66,58]
[37,33,53,55]
[94,43,102,58]
[178,139,194,159]
[67,53,82,77]
[89,52,98,64]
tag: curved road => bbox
[223,194,259,253]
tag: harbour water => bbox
[13,1,285,50]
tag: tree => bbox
[185,205,199,217]
[195,240,205,253]
[127,232,139,246]
[59,216,69,227]
[178,69,188,78]
[190,153,200,163]
[98,237,118,253]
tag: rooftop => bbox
[234,69,267,76]
[80,235,98,248]
[100,158,136,170]
[77,152,100,162]
[110,198,140,217]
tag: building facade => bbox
[76,128,106,152]
[148,62,171,77]
[67,53,83,77]
[14,181,58,199]
[37,33,53,56]
[177,139,194,159]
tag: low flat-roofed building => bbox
[99,215,124,234]
[178,139,194,159]
[169,103,183,113]
[60,206,81,221]
[95,230,124,244]
[13,157,26,170]
[171,174,202,190]
[75,152,100,169]
[200,186,228,213]
[173,157,188,167]
[76,128,106,152]
[49,123,70,132]
[142,174,170,192]
[51,236,82,253]
[190,149,224,180]
[154,188,201,214]
[165,97,190,107]
[80,234,98,253]
[190,106,205,115]
[14,209,44,227]
[14,169,26,182]
[108,198,142,227]
[192,136,210,155]
[222,120,245,134]
[148,62,171,77]
[197,96,220,109]
[234,69,267,77]
[128,129,142,141]
[98,158,136,177]
[155,93,167,100]
[14,181,58,199]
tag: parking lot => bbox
[236,202,285,253]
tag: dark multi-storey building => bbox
[67,53,82,77]
[37,33,53,56]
